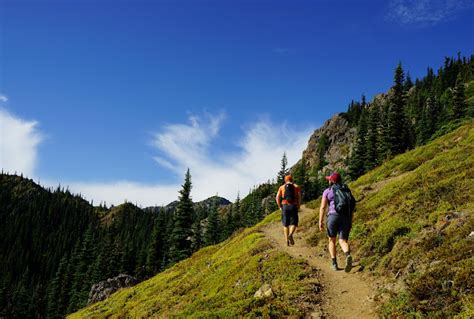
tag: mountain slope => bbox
[72,121,473,319]
[307,119,474,318]
[69,213,320,318]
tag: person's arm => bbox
[319,196,328,231]
[275,187,282,209]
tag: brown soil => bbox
[262,206,377,319]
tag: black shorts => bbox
[327,214,351,240]
[281,204,298,227]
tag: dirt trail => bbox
[262,206,377,319]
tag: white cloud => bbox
[0,106,312,208]
[150,113,312,204]
[387,0,474,26]
[0,108,43,177]
[50,113,312,208]
[0,95,8,103]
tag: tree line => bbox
[347,54,473,179]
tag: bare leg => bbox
[288,225,296,245]
[328,237,337,258]
[339,239,350,254]
[283,227,289,245]
[289,225,296,236]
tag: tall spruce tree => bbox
[191,219,203,252]
[365,105,379,171]
[47,255,68,319]
[451,74,468,119]
[168,169,194,265]
[349,109,368,179]
[387,62,409,155]
[204,198,221,246]
[146,210,166,275]
[277,152,288,185]
[232,193,242,229]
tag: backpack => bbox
[332,183,356,215]
[284,183,296,203]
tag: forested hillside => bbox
[0,168,284,318]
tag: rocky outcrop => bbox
[301,113,356,172]
[87,274,139,305]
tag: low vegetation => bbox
[69,213,320,318]
[308,120,474,318]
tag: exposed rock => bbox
[88,274,139,305]
[300,113,356,173]
[261,195,278,216]
[254,283,274,299]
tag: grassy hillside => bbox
[308,119,474,318]
[69,213,320,318]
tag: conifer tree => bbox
[349,109,368,179]
[293,160,309,202]
[232,193,242,229]
[387,62,409,155]
[191,219,203,252]
[277,152,288,185]
[204,198,221,246]
[168,169,194,265]
[221,208,235,240]
[451,74,468,119]
[365,106,379,171]
[146,211,166,275]
[47,255,68,319]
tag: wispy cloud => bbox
[387,0,474,26]
[0,108,43,177]
[1,106,312,207]
[0,95,8,103]
[63,113,312,207]
[150,112,312,204]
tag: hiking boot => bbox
[331,263,338,271]
[344,255,353,273]
[289,234,295,246]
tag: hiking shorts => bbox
[281,204,298,227]
[326,213,351,240]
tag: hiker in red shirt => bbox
[276,175,302,246]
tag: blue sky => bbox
[1,0,473,206]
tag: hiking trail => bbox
[262,205,377,319]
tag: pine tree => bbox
[221,208,235,240]
[387,62,409,155]
[365,106,379,171]
[277,153,288,185]
[67,226,95,313]
[191,220,203,252]
[232,193,242,229]
[168,169,194,265]
[204,198,221,246]
[47,255,68,319]
[349,109,368,179]
[146,212,165,275]
[451,74,468,120]
[293,160,310,202]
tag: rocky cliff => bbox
[301,113,356,172]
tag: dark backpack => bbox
[332,183,356,215]
[284,183,296,203]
